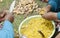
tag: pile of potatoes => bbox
[35,8,47,15]
[13,0,38,15]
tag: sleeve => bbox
[57,12,60,20]
[0,30,7,38]
[3,20,14,38]
[48,0,57,11]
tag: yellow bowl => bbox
[18,15,55,38]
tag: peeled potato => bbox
[40,10,45,15]
[39,8,46,15]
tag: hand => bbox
[5,13,14,23]
[39,5,51,15]
[41,0,48,2]
[0,11,7,18]
[0,10,7,22]
[42,12,58,20]
[0,10,14,23]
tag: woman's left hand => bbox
[0,10,7,22]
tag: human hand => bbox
[0,10,7,18]
[0,10,14,23]
[55,20,60,23]
[40,0,48,2]
[0,10,7,22]
[4,13,14,23]
[42,12,57,20]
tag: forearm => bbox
[54,12,60,23]
[50,12,57,20]
[3,20,14,38]
[42,11,60,23]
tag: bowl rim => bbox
[18,15,56,38]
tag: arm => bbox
[42,12,60,22]
[42,12,57,20]
[3,20,14,38]
[2,13,14,38]
[42,0,58,20]
[3,13,14,30]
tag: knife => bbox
[9,0,16,13]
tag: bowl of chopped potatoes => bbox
[19,15,55,38]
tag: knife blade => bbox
[9,0,16,13]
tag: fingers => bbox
[0,10,7,18]
[42,13,52,20]
[42,12,57,20]
[0,13,6,18]
[0,10,8,22]
[0,17,5,22]
[40,0,48,2]
[55,20,60,23]
[5,13,14,23]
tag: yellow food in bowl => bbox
[20,16,54,38]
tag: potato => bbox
[13,0,38,15]
[39,8,47,15]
